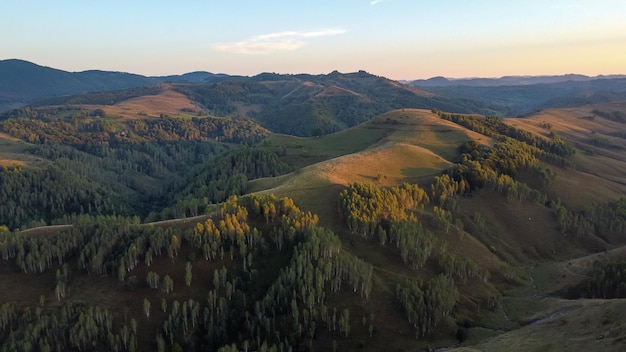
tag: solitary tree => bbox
[185,262,192,287]
[143,298,151,318]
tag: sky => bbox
[2,0,626,80]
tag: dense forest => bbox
[0,111,293,229]
[0,196,378,351]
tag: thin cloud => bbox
[213,29,345,55]
[370,0,391,4]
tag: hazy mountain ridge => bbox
[0,59,222,112]
[3,58,626,128]
[410,77,626,116]
[173,70,499,136]
[407,74,626,87]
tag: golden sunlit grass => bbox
[0,158,24,167]
[505,104,626,209]
[0,135,49,168]
[80,86,204,120]
[370,109,492,161]
[251,109,491,224]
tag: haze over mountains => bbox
[0,59,220,111]
[407,74,626,87]
[3,59,626,120]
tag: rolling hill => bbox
[409,76,626,117]
[172,70,499,136]
[0,59,221,112]
[1,65,626,351]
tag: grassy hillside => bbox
[1,101,626,351]
[504,103,626,209]
[250,109,487,225]
[175,72,499,136]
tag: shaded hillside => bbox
[0,106,272,228]
[0,59,157,111]
[175,71,500,136]
[408,74,626,87]
[0,60,224,112]
[411,78,626,117]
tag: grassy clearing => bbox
[258,108,490,169]
[79,86,205,120]
[507,104,626,209]
[251,109,490,226]
[532,245,626,296]
[0,135,49,168]
[456,190,568,265]
[248,142,451,228]
[370,109,492,161]
[452,299,626,352]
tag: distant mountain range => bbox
[408,76,626,116]
[0,59,222,111]
[2,59,626,119]
[406,74,626,87]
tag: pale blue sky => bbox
[2,0,625,79]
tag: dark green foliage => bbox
[0,301,120,352]
[583,198,626,234]
[150,148,292,221]
[592,109,626,123]
[1,114,269,146]
[587,136,624,150]
[396,275,459,338]
[0,140,226,229]
[176,72,497,136]
[338,182,455,271]
[0,194,372,351]
[585,260,626,298]
[548,197,626,237]
[32,86,163,107]
[438,253,490,282]
[438,112,575,162]
[0,165,133,229]
[0,108,280,229]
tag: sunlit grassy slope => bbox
[0,133,47,168]
[84,84,205,120]
[246,106,626,351]
[251,109,490,224]
[506,103,626,209]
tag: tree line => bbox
[1,113,269,147]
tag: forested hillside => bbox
[0,60,221,112]
[1,77,626,351]
[0,106,286,229]
[173,71,498,136]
